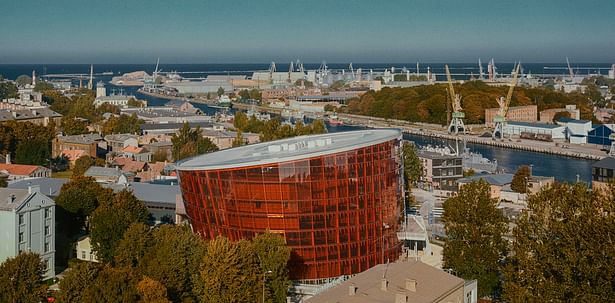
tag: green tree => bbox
[511,165,530,193]
[217,86,225,97]
[238,89,250,100]
[503,182,615,302]
[252,232,291,303]
[463,168,476,177]
[114,223,152,268]
[55,176,110,233]
[311,119,327,134]
[34,81,55,92]
[171,123,219,161]
[15,74,33,87]
[198,236,259,303]
[233,111,249,130]
[442,180,508,298]
[72,155,97,176]
[0,252,48,303]
[552,110,571,123]
[102,113,143,135]
[14,136,50,166]
[0,82,18,99]
[56,261,102,303]
[402,141,423,186]
[232,130,246,147]
[82,266,139,303]
[249,88,262,101]
[0,173,7,187]
[90,190,149,263]
[61,117,89,135]
[127,98,145,107]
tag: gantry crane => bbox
[492,63,521,140]
[445,65,465,134]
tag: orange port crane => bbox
[492,63,521,140]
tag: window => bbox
[81,251,86,260]
[18,214,24,225]
[18,232,24,243]
[44,208,51,219]
[44,225,50,236]
[44,242,49,252]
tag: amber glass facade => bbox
[178,138,403,280]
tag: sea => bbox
[1,63,607,183]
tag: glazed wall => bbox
[178,139,404,280]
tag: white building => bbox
[94,81,138,108]
[503,121,566,140]
[0,186,55,279]
[75,236,99,263]
[556,118,593,144]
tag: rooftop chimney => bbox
[28,185,40,194]
[381,279,389,291]
[405,279,417,292]
[5,154,10,164]
[8,194,16,204]
[395,293,409,303]
[348,285,357,296]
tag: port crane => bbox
[492,63,521,140]
[445,65,466,134]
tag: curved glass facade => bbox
[178,138,404,280]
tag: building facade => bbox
[177,129,404,281]
[418,151,463,192]
[485,105,537,127]
[0,187,55,279]
[592,157,615,190]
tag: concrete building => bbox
[0,162,51,181]
[556,117,592,144]
[592,157,615,190]
[539,105,581,123]
[307,260,477,303]
[0,187,55,279]
[104,134,139,152]
[418,151,463,193]
[485,105,537,127]
[176,129,404,281]
[0,108,62,126]
[503,121,566,140]
[52,133,103,159]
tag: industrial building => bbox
[502,121,566,140]
[176,129,404,281]
[556,117,592,144]
[485,105,537,127]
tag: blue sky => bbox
[1,0,614,63]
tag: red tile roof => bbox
[0,163,43,176]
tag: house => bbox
[104,134,139,152]
[0,187,56,279]
[0,162,51,181]
[591,157,615,190]
[527,175,555,194]
[84,166,130,183]
[457,173,514,200]
[52,133,103,159]
[0,108,62,127]
[121,145,152,162]
[75,236,99,263]
[418,151,463,194]
[145,141,174,161]
[307,260,477,303]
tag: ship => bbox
[421,142,498,174]
[209,95,232,109]
[327,114,344,126]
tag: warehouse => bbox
[503,121,566,140]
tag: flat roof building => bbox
[176,129,405,281]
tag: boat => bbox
[247,109,271,121]
[211,95,232,108]
[327,114,344,126]
[420,142,498,174]
[102,71,114,76]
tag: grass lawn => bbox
[51,170,73,179]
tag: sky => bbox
[1,0,614,64]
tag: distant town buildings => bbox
[52,133,103,159]
[0,186,56,279]
[0,108,62,126]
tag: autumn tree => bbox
[114,223,152,268]
[90,190,149,263]
[137,276,171,303]
[0,252,48,303]
[252,232,291,303]
[503,182,615,302]
[232,130,246,147]
[442,180,508,298]
[511,165,530,193]
[0,173,7,187]
[72,155,97,176]
[61,117,89,135]
[56,262,102,303]
[171,122,219,161]
[81,266,140,303]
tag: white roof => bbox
[177,129,401,171]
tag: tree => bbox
[511,165,530,193]
[127,98,145,108]
[503,182,615,301]
[56,261,102,303]
[137,276,171,303]
[90,190,149,263]
[14,136,50,166]
[198,236,259,303]
[217,87,225,97]
[0,252,48,303]
[311,119,327,134]
[61,117,89,135]
[0,82,18,99]
[233,111,249,130]
[463,168,476,177]
[72,155,97,176]
[81,266,139,303]
[402,141,423,186]
[442,180,508,298]
[552,110,571,123]
[0,173,7,187]
[55,176,110,233]
[102,113,143,135]
[34,81,54,92]
[114,223,152,268]
[252,232,291,303]
[232,130,246,147]
[171,123,219,161]
[15,74,33,87]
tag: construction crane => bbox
[492,63,521,140]
[445,65,465,134]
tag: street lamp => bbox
[262,270,272,303]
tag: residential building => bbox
[307,260,477,303]
[104,134,139,152]
[485,105,537,127]
[0,162,51,181]
[457,173,514,200]
[145,141,174,161]
[75,236,99,263]
[592,157,615,190]
[0,108,62,126]
[121,145,152,162]
[84,166,130,183]
[527,175,555,195]
[176,129,404,281]
[418,151,463,193]
[52,133,103,159]
[0,187,55,279]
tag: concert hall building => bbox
[176,129,404,281]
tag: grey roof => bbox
[0,188,31,211]
[58,133,103,144]
[593,157,615,170]
[0,108,62,122]
[307,261,465,303]
[140,121,213,131]
[146,141,173,147]
[418,150,461,160]
[84,166,123,178]
[104,134,138,143]
[8,178,68,197]
[106,182,180,205]
[177,129,402,171]
[557,117,591,124]
[457,173,514,186]
[507,121,563,129]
